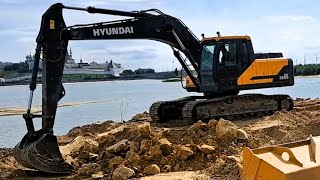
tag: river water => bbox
[0,77,319,147]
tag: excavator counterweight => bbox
[14,3,294,173]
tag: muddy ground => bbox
[1,98,320,180]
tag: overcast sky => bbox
[0,0,319,70]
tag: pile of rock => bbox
[59,119,248,179]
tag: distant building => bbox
[24,48,125,77]
[106,60,123,76]
[63,48,124,76]
[25,53,42,71]
[64,48,78,68]
[77,59,90,68]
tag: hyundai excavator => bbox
[13,3,294,174]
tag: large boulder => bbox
[96,125,125,139]
[140,140,152,154]
[60,137,99,157]
[91,171,104,179]
[148,145,162,159]
[175,145,194,160]
[208,119,218,128]
[112,165,135,180]
[187,121,207,132]
[200,144,215,154]
[60,136,86,156]
[79,151,90,160]
[79,151,98,162]
[185,144,200,153]
[109,156,124,169]
[216,119,238,140]
[82,139,99,154]
[138,122,151,134]
[143,164,160,175]
[106,139,130,153]
[236,129,248,140]
[157,138,173,156]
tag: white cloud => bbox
[262,15,316,23]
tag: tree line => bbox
[3,62,30,73]
[294,64,320,76]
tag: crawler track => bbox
[149,96,201,123]
[182,94,293,122]
[150,94,293,122]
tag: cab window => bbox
[218,42,237,67]
[201,44,215,70]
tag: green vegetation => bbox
[3,62,29,73]
[294,64,320,76]
[0,70,18,78]
[0,70,10,78]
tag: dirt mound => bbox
[2,99,320,179]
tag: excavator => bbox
[13,3,294,174]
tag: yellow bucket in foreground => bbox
[243,135,320,180]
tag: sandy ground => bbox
[0,100,120,116]
[1,98,320,180]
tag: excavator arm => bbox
[14,3,203,173]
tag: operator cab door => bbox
[199,42,218,92]
[215,40,241,92]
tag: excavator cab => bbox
[187,35,294,96]
[196,36,254,95]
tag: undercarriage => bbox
[150,94,293,122]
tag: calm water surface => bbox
[0,77,318,147]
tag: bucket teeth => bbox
[13,133,73,174]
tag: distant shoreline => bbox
[0,77,165,87]
[0,74,317,87]
[0,72,177,87]
[295,75,320,78]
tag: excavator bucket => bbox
[243,135,320,180]
[13,133,73,174]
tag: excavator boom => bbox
[13,3,204,173]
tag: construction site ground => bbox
[1,98,320,180]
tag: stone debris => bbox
[216,119,238,140]
[143,164,161,175]
[82,139,99,153]
[108,156,124,169]
[106,139,129,153]
[175,145,194,160]
[157,138,173,156]
[207,119,218,128]
[138,122,151,134]
[112,165,135,180]
[55,118,247,179]
[140,139,153,154]
[91,171,104,179]
[59,136,87,156]
[187,121,207,132]
[200,144,215,154]
[236,129,248,140]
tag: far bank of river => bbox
[1,73,319,87]
[0,71,176,86]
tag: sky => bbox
[0,0,320,70]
